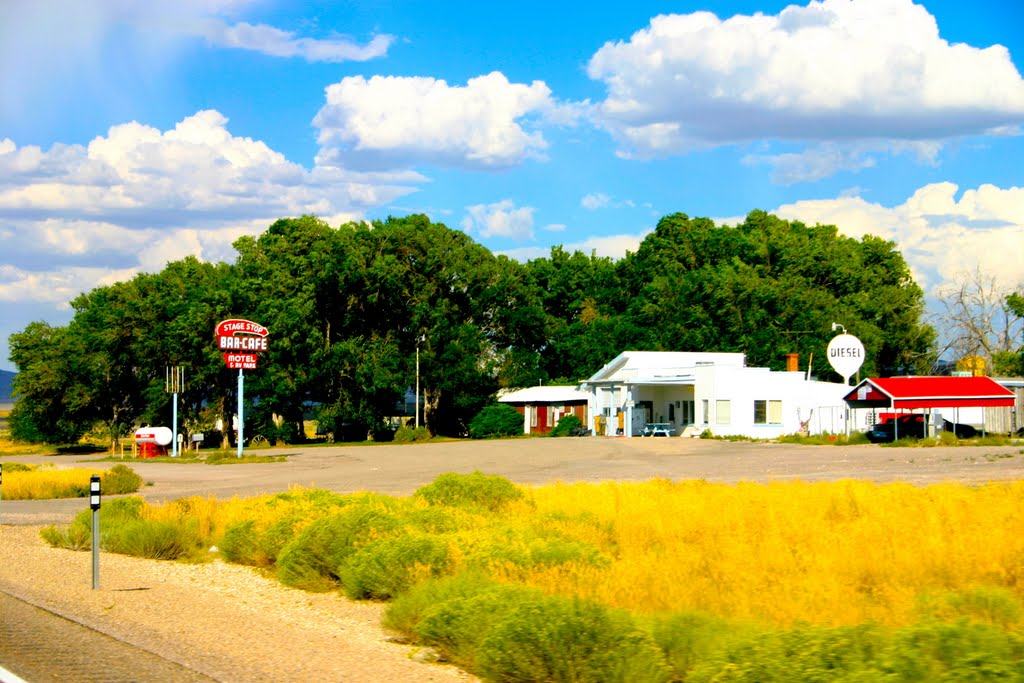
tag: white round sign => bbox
[827,333,865,383]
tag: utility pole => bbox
[415,335,426,429]
[166,366,184,457]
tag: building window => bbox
[530,407,537,427]
[754,400,783,425]
[702,399,709,425]
[716,400,731,424]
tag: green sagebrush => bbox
[339,534,451,600]
[40,495,198,560]
[102,464,143,494]
[413,471,525,513]
[276,506,404,591]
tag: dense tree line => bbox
[9,212,936,444]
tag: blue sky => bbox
[2,0,1023,371]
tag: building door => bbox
[537,405,549,432]
[682,400,695,425]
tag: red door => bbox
[536,405,549,432]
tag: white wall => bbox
[586,367,849,438]
[702,367,850,438]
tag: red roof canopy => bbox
[843,376,1015,410]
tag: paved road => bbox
[0,591,215,683]
[3,437,1023,525]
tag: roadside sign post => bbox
[90,475,101,590]
[215,320,268,458]
[237,368,244,459]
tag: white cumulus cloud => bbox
[313,72,562,170]
[0,110,423,324]
[587,0,1024,173]
[773,182,1024,295]
[461,200,536,240]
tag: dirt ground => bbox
[4,436,1024,526]
[1,437,1022,682]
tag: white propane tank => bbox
[134,427,173,446]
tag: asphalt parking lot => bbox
[3,436,1023,525]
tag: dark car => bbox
[865,415,977,443]
[865,415,925,443]
[943,420,977,439]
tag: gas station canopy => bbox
[843,376,1015,410]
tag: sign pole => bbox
[90,475,101,590]
[172,386,179,458]
[237,368,244,459]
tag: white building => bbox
[581,351,850,438]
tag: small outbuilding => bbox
[842,376,1017,436]
[498,385,591,435]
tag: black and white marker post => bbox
[90,474,101,590]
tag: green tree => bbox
[334,215,545,437]
[524,246,628,382]
[1003,290,1024,376]
[8,322,91,443]
[468,403,524,438]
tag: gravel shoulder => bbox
[0,525,475,682]
[2,436,1023,681]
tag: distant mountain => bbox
[0,370,14,402]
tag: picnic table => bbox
[642,422,674,437]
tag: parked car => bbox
[865,415,977,443]
[943,420,977,439]
[866,415,925,443]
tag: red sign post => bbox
[215,319,269,457]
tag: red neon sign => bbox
[215,319,268,368]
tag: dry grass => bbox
[0,436,58,456]
[2,465,104,499]
[514,479,1024,627]
[115,478,1024,630]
